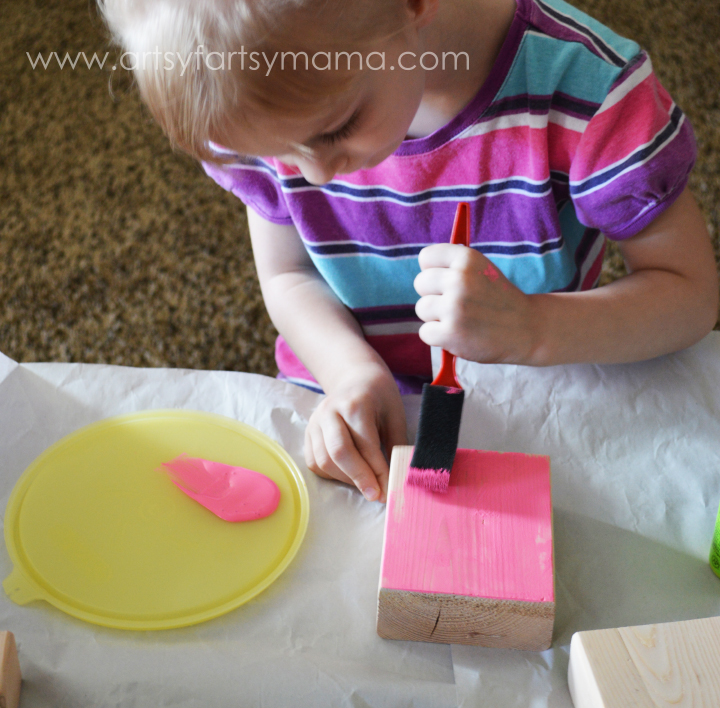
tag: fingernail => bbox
[363,487,379,501]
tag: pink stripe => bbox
[276,333,432,382]
[325,127,559,190]
[275,162,302,177]
[365,334,432,378]
[548,123,582,174]
[571,76,674,178]
[275,336,319,384]
[275,124,588,192]
[581,243,605,290]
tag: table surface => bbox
[1,333,719,708]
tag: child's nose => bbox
[295,154,346,185]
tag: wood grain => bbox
[568,617,720,708]
[377,446,554,649]
[0,632,21,708]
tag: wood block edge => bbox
[0,631,21,708]
[377,587,554,650]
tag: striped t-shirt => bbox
[204,0,696,393]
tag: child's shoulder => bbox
[522,0,640,66]
[509,0,644,102]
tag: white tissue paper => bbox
[1,332,719,707]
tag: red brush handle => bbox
[432,202,470,388]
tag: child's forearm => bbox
[416,188,717,368]
[527,268,718,366]
[246,206,394,392]
[261,267,393,391]
[526,189,718,366]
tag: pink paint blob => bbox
[482,264,500,282]
[161,455,280,522]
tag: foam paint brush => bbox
[407,202,470,493]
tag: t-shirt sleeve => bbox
[569,51,696,240]
[202,151,293,225]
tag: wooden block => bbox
[0,632,21,708]
[568,616,720,708]
[377,446,554,650]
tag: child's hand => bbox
[414,244,536,364]
[304,366,407,503]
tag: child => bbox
[101,0,718,504]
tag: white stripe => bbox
[302,238,420,251]
[207,141,239,156]
[362,321,423,336]
[456,112,550,139]
[595,56,653,115]
[222,161,273,172]
[455,109,589,139]
[576,232,605,289]
[285,179,552,205]
[307,249,419,261]
[306,234,560,250]
[325,175,551,191]
[571,108,683,197]
[548,109,590,133]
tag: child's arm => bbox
[415,187,719,366]
[246,207,407,502]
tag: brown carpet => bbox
[1,0,718,376]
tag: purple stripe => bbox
[354,305,421,324]
[529,3,623,67]
[532,0,626,67]
[552,183,571,204]
[290,192,563,249]
[571,106,684,195]
[481,92,599,122]
[572,119,695,240]
[607,51,649,93]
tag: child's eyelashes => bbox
[317,110,361,146]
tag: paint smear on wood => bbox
[381,448,553,603]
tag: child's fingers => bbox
[415,293,444,323]
[413,267,449,297]
[349,424,391,504]
[305,424,350,483]
[320,412,383,501]
[418,243,480,270]
[418,320,452,349]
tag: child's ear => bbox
[406,0,439,27]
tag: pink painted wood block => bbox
[377,446,554,649]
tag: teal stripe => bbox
[540,0,640,59]
[309,209,589,306]
[492,204,587,293]
[310,255,422,308]
[499,32,622,104]
[488,251,574,295]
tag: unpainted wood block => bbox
[0,631,21,708]
[568,616,720,708]
[377,446,554,650]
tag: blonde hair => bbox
[99,0,410,162]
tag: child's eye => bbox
[318,110,361,146]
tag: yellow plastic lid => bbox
[3,410,309,630]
